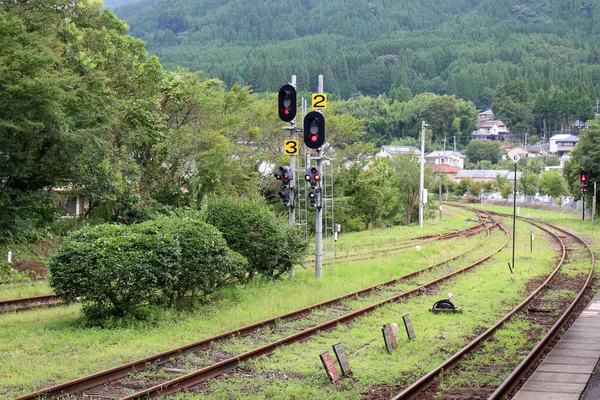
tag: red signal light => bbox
[580,170,588,186]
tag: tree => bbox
[465,141,502,164]
[564,121,600,199]
[388,153,428,225]
[518,171,539,195]
[539,171,567,197]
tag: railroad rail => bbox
[305,213,488,264]
[15,212,507,399]
[390,208,595,400]
[489,217,595,399]
[0,293,62,313]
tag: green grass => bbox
[0,204,594,399]
[0,281,53,300]
[177,224,558,399]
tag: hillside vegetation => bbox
[114,0,600,103]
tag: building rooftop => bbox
[429,164,462,173]
[455,169,522,180]
[425,151,466,159]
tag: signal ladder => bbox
[295,152,335,273]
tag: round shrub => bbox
[49,216,249,319]
[136,216,247,305]
[203,196,308,281]
[49,224,179,318]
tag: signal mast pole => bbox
[315,75,324,279]
[289,75,297,227]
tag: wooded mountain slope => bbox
[113,0,600,104]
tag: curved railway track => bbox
[14,212,508,400]
[389,208,595,400]
[1,212,487,315]
[306,215,488,264]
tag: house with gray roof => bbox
[425,151,466,169]
[549,134,579,157]
[454,169,522,182]
[376,145,421,159]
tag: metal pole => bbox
[583,189,585,221]
[439,181,442,220]
[512,161,517,271]
[593,182,597,226]
[419,121,427,228]
[315,75,324,279]
[288,75,297,278]
[289,75,297,227]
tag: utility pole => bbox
[419,121,428,228]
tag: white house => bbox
[376,145,421,159]
[478,109,494,121]
[471,120,510,141]
[454,169,522,183]
[424,151,466,169]
[549,134,579,156]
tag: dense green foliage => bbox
[48,214,250,319]
[203,196,309,281]
[49,223,179,318]
[565,121,600,204]
[136,216,248,304]
[114,0,600,105]
[0,0,583,245]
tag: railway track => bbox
[305,214,488,264]
[14,212,507,399]
[389,208,595,400]
[0,293,63,313]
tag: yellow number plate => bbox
[284,140,299,156]
[312,93,327,109]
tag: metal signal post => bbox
[315,75,324,279]
[277,76,299,276]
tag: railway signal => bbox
[305,166,321,187]
[274,166,294,187]
[278,84,297,122]
[303,111,325,149]
[279,190,291,206]
[580,169,588,221]
[580,170,588,187]
[308,189,318,207]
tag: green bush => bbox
[203,196,308,281]
[49,215,249,320]
[49,224,179,318]
[136,216,247,305]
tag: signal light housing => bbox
[278,84,297,122]
[303,111,325,149]
[580,169,588,186]
[274,166,294,187]
[279,190,291,206]
[304,166,321,187]
[308,189,318,207]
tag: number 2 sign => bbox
[312,93,327,109]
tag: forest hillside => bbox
[112,0,600,105]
